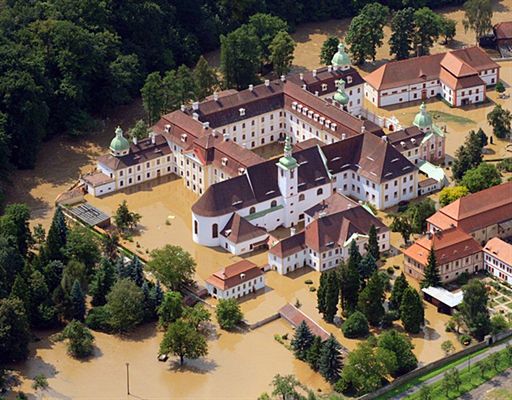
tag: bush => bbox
[497,158,512,172]
[387,266,395,275]
[85,306,112,332]
[456,272,471,286]
[459,334,472,346]
[216,299,243,330]
[342,311,369,338]
[393,265,400,270]
[309,286,316,292]
[304,279,313,285]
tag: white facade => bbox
[206,275,265,299]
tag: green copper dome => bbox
[331,43,351,67]
[110,126,130,153]
[413,103,433,129]
[333,79,349,105]
[278,135,298,169]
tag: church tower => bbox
[277,135,298,200]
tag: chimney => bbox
[192,101,199,110]
[180,104,186,112]
[249,84,254,91]
[213,91,219,101]
[341,133,347,140]
[302,84,307,90]
[264,79,270,87]
[211,129,218,137]
[314,91,319,96]
[132,136,138,145]
[151,133,156,145]
[290,227,296,236]
[299,73,304,80]
[313,69,317,77]
[223,133,230,142]
[361,125,366,134]
[281,75,286,82]
[202,121,210,129]
[328,65,333,72]
[192,112,199,120]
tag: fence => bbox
[359,329,512,400]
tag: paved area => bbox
[461,368,512,399]
[393,339,512,399]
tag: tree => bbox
[158,291,183,328]
[306,336,323,371]
[32,374,48,393]
[320,36,339,65]
[478,358,492,378]
[147,245,196,290]
[442,368,461,395]
[357,271,385,326]
[413,8,442,56]
[269,31,296,77]
[489,352,502,371]
[182,303,211,332]
[319,335,343,383]
[342,311,369,338]
[439,186,469,207]
[441,340,455,355]
[100,232,119,261]
[128,256,144,287]
[64,225,100,275]
[463,0,493,43]
[271,374,302,400]
[160,319,208,366]
[291,320,314,360]
[89,258,115,307]
[390,272,409,310]
[390,215,412,244]
[339,260,360,315]
[461,163,502,193]
[216,298,243,330]
[220,25,261,90]
[322,270,339,323]
[0,235,25,299]
[449,311,464,334]
[346,4,389,64]
[418,384,433,400]
[317,272,328,315]
[128,119,149,140]
[460,279,491,340]
[0,203,32,256]
[496,81,505,94]
[70,280,86,322]
[248,13,288,63]
[358,253,377,285]
[114,200,141,233]
[378,329,418,377]
[0,298,30,363]
[341,341,396,395]
[400,287,424,334]
[106,278,144,332]
[487,105,511,139]
[439,17,457,44]
[193,56,218,101]
[55,320,94,358]
[389,8,415,60]
[367,225,380,261]
[490,314,509,335]
[452,130,485,180]
[46,206,68,262]
[141,72,164,124]
[61,259,88,295]
[421,247,441,288]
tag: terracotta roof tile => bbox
[494,22,512,40]
[484,237,512,266]
[206,260,263,290]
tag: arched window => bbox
[271,200,277,207]
[194,220,198,235]
[250,207,256,214]
[299,193,305,202]
[212,223,218,238]
[317,188,323,195]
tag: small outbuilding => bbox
[67,203,111,229]
[422,286,464,315]
[206,260,265,300]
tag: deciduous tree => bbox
[463,0,493,43]
[487,105,511,139]
[439,186,469,206]
[400,287,424,334]
[461,163,502,193]
[378,329,418,377]
[106,278,144,332]
[320,36,339,65]
[460,279,491,340]
[269,31,296,77]
[55,320,94,358]
[160,319,208,366]
[147,245,196,290]
[389,8,414,60]
[216,298,243,330]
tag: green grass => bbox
[405,348,512,400]
[495,296,508,304]
[484,388,512,400]
[430,111,475,125]
[378,347,488,400]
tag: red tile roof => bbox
[206,260,263,290]
[269,230,307,258]
[221,213,268,244]
[484,237,512,266]
[494,22,512,40]
[279,303,331,342]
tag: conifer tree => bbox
[357,271,385,326]
[390,272,409,310]
[317,272,328,315]
[319,335,342,383]
[291,320,314,360]
[306,336,323,371]
[46,207,68,262]
[9,274,30,314]
[367,225,380,261]
[323,270,339,323]
[359,253,377,285]
[348,240,362,269]
[320,36,339,65]
[421,247,441,288]
[70,279,86,322]
[193,56,219,101]
[339,261,360,315]
[130,256,144,287]
[400,287,424,334]
[90,258,116,307]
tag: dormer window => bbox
[221,157,228,166]
[239,108,245,116]
[347,76,353,84]
[322,83,328,91]
[181,133,187,142]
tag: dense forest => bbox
[0,0,465,186]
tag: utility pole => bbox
[126,362,130,396]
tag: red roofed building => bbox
[205,260,265,299]
[484,237,512,284]
[403,228,483,283]
[364,47,499,108]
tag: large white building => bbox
[484,237,512,284]
[205,260,265,299]
[364,47,500,108]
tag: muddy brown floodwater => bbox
[7,3,512,398]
